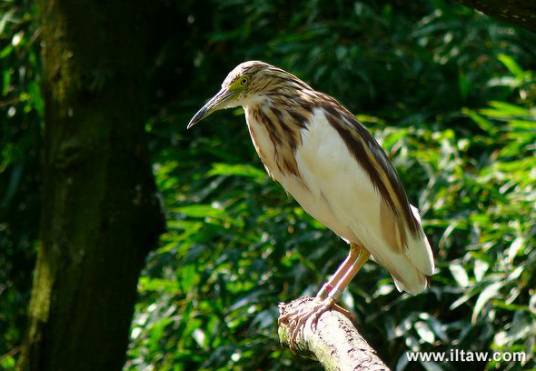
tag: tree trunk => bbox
[456,0,536,32]
[18,1,164,370]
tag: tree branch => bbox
[456,0,536,32]
[278,297,389,371]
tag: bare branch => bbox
[456,0,536,32]
[278,297,390,371]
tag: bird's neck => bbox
[245,91,314,130]
[244,96,313,178]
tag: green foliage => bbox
[0,0,40,366]
[127,1,536,370]
[1,0,535,370]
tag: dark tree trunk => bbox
[18,1,164,370]
[456,0,536,32]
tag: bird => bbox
[187,61,435,346]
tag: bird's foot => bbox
[279,297,352,351]
[330,302,357,323]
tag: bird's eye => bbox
[240,77,248,86]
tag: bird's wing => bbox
[294,107,434,294]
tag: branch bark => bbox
[278,297,389,371]
[456,0,536,32]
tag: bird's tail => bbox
[372,205,434,295]
[392,205,434,294]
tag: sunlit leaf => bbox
[449,263,469,287]
[472,282,504,324]
[208,163,266,181]
[415,321,435,344]
[498,54,525,80]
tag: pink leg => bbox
[316,243,361,299]
[327,246,370,300]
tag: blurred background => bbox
[1,0,535,370]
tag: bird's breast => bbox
[244,106,357,241]
[244,105,303,181]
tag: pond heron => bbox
[188,61,435,347]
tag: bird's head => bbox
[187,61,304,129]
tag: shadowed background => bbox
[1,0,535,370]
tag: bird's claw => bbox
[330,302,357,323]
[279,297,336,351]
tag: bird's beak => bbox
[187,88,236,129]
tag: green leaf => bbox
[175,204,225,218]
[472,282,504,324]
[488,101,531,117]
[449,263,469,287]
[0,9,15,35]
[208,163,266,181]
[415,321,435,344]
[28,81,44,116]
[462,108,496,134]
[458,72,471,99]
[2,69,11,96]
[506,237,524,263]
[498,54,525,79]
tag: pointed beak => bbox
[187,88,236,129]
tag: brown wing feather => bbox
[320,97,419,251]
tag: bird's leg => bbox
[279,244,370,351]
[327,245,370,302]
[316,243,361,299]
[314,244,370,322]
